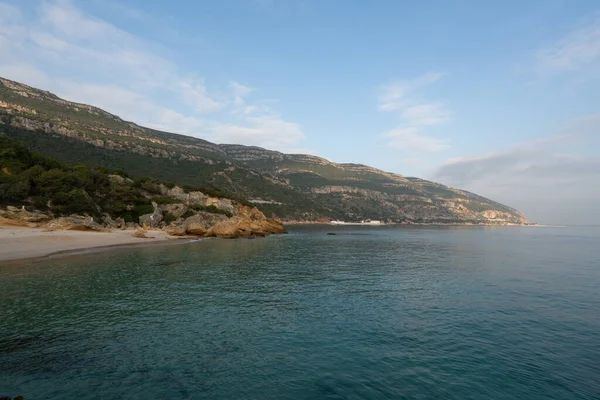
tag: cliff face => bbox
[0,77,530,225]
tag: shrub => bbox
[182,210,195,219]
[163,213,177,224]
[134,204,154,216]
[153,196,180,205]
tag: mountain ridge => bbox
[0,76,530,225]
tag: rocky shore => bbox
[0,188,287,262]
[0,183,287,240]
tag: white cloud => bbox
[379,72,444,111]
[175,78,223,114]
[384,127,449,153]
[0,0,306,152]
[378,72,451,153]
[229,81,253,107]
[535,17,600,77]
[212,115,305,149]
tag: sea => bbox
[0,225,599,399]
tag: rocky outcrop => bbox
[101,214,126,229]
[165,205,286,238]
[205,205,286,238]
[139,202,163,228]
[159,185,238,215]
[160,203,187,219]
[206,217,286,238]
[0,206,51,227]
[180,212,229,235]
[44,216,106,232]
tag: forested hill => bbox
[0,135,248,221]
[0,77,530,224]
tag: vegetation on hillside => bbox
[0,135,249,221]
[0,76,529,224]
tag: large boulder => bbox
[125,222,139,230]
[161,185,188,202]
[139,202,163,228]
[206,198,236,216]
[166,225,187,236]
[188,191,210,206]
[102,213,120,228]
[183,212,229,235]
[160,203,187,219]
[205,217,286,238]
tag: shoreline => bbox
[283,221,538,227]
[0,226,198,266]
[0,222,543,265]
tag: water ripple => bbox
[0,225,599,399]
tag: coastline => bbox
[283,221,538,227]
[0,222,540,265]
[0,226,195,265]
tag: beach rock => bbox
[115,217,126,229]
[0,207,51,227]
[158,202,286,238]
[102,213,119,228]
[166,225,187,236]
[139,202,163,228]
[205,217,286,238]
[183,212,229,235]
[44,216,106,232]
[125,222,139,230]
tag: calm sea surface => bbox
[0,225,599,399]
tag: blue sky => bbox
[1,0,599,224]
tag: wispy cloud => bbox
[535,16,600,77]
[0,0,306,152]
[433,115,600,224]
[212,116,305,150]
[378,72,451,153]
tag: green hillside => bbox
[0,77,530,224]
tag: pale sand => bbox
[0,226,185,263]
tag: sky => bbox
[0,0,599,225]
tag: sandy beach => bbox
[0,226,183,263]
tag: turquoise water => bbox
[1,225,599,399]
